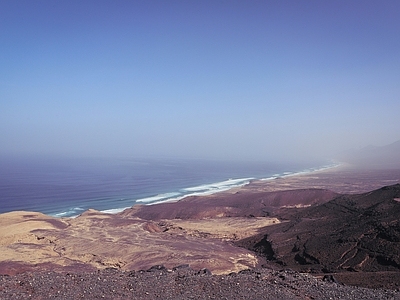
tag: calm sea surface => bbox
[0,156,331,217]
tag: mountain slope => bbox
[236,184,400,277]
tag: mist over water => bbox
[0,155,332,217]
[2,2,399,218]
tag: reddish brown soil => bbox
[1,166,400,298]
[122,189,338,220]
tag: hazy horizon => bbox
[1,1,400,163]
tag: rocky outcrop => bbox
[237,184,400,279]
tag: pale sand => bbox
[159,217,281,241]
[1,165,399,275]
[0,209,264,275]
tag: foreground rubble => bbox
[1,266,399,300]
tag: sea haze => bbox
[0,156,333,217]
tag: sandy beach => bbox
[1,164,400,298]
[239,164,400,194]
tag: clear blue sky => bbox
[1,1,399,162]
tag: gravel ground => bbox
[1,266,399,300]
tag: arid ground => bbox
[1,165,400,299]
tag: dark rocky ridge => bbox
[235,184,400,289]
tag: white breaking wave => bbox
[52,207,85,217]
[146,177,254,205]
[134,178,254,206]
[182,178,254,192]
[53,163,342,217]
[260,163,341,181]
[101,207,131,214]
[260,175,279,181]
[136,192,182,203]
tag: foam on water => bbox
[51,163,340,217]
[101,207,131,214]
[122,177,255,207]
[182,178,254,192]
[260,163,340,181]
[52,207,85,218]
[0,156,340,218]
[136,192,182,203]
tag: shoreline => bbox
[1,159,339,218]
[1,165,400,291]
[62,162,400,217]
[241,164,400,194]
[4,160,400,218]
[99,162,342,215]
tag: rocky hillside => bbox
[236,184,400,289]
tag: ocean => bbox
[0,156,335,218]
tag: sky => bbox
[1,0,399,162]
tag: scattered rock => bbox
[1,267,398,300]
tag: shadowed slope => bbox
[237,184,400,278]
